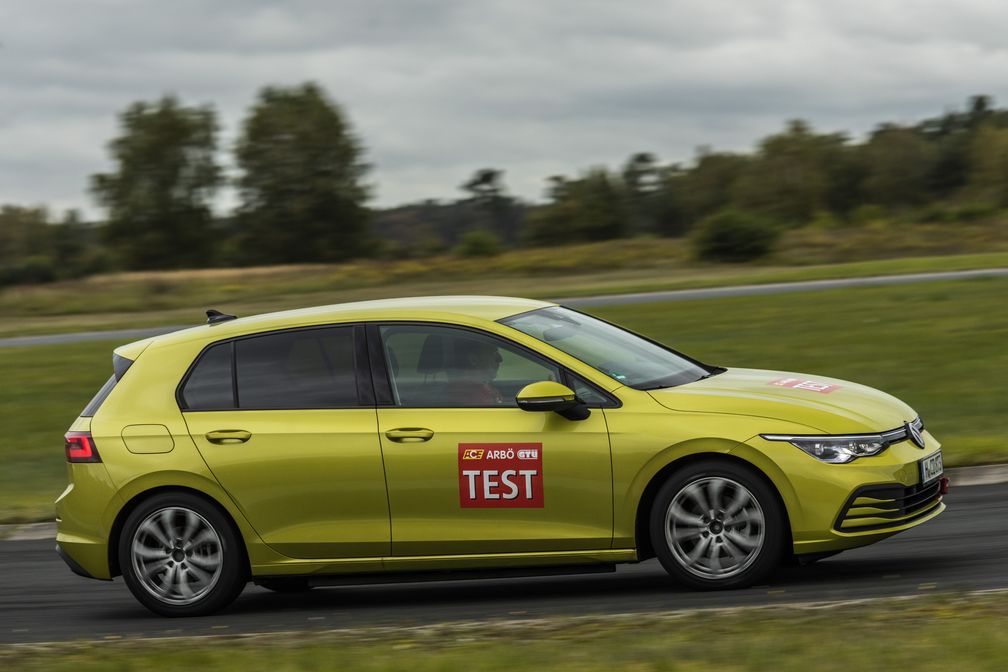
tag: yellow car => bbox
[56,296,947,616]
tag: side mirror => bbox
[515,381,590,421]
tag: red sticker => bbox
[458,443,543,508]
[769,378,840,394]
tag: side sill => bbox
[252,548,638,577]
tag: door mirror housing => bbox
[515,381,590,421]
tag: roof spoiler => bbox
[206,309,237,326]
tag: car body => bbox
[56,296,947,615]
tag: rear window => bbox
[180,326,361,410]
[80,353,134,417]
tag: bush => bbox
[454,228,502,257]
[693,210,778,262]
[0,256,58,287]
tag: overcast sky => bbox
[2,0,1007,217]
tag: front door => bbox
[373,323,613,556]
[181,324,389,560]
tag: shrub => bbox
[0,256,57,286]
[454,228,502,257]
[693,210,778,262]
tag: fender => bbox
[102,470,296,571]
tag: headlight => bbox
[760,433,888,464]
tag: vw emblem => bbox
[907,422,925,449]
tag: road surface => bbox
[1,483,1004,644]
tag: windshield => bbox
[501,307,714,389]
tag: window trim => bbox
[367,320,620,410]
[176,323,373,412]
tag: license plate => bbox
[919,451,943,485]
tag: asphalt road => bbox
[3,267,1006,348]
[1,483,1005,644]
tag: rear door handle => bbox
[206,430,251,444]
[384,428,434,443]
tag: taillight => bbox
[65,432,101,463]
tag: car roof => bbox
[119,295,555,356]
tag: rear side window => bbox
[81,353,134,417]
[236,327,358,409]
[181,342,234,410]
[180,326,361,411]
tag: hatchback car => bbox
[57,296,946,616]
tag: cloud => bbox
[1,0,1007,215]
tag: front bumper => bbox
[744,431,946,554]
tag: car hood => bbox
[647,367,916,434]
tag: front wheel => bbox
[118,492,248,616]
[649,460,785,589]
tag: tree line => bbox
[2,87,1007,285]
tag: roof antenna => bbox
[206,309,237,326]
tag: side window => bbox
[236,327,358,409]
[566,373,612,407]
[380,325,560,408]
[181,342,234,410]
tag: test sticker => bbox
[458,443,543,508]
[769,378,841,394]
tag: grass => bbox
[3,593,1007,670]
[2,276,1006,524]
[0,340,115,523]
[1,222,1007,338]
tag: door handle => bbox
[384,428,434,443]
[206,430,251,445]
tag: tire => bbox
[256,577,313,593]
[649,460,785,590]
[118,492,248,616]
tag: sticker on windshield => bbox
[459,443,543,508]
[769,378,840,394]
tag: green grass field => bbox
[2,275,1005,524]
[2,227,1007,338]
[3,593,1006,671]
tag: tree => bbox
[91,96,221,269]
[621,152,663,235]
[233,82,370,264]
[460,168,521,244]
[967,124,1008,206]
[523,169,629,246]
[730,120,849,226]
[677,150,750,224]
[860,125,937,207]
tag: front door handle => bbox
[206,430,251,444]
[384,428,434,443]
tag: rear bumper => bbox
[54,462,120,580]
[56,543,97,579]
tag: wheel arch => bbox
[632,451,794,561]
[107,484,251,578]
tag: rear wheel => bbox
[649,460,785,589]
[118,492,247,616]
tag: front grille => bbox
[834,479,942,533]
[877,416,924,446]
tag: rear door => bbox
[371,322,614,557]
[181,324,389,559]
